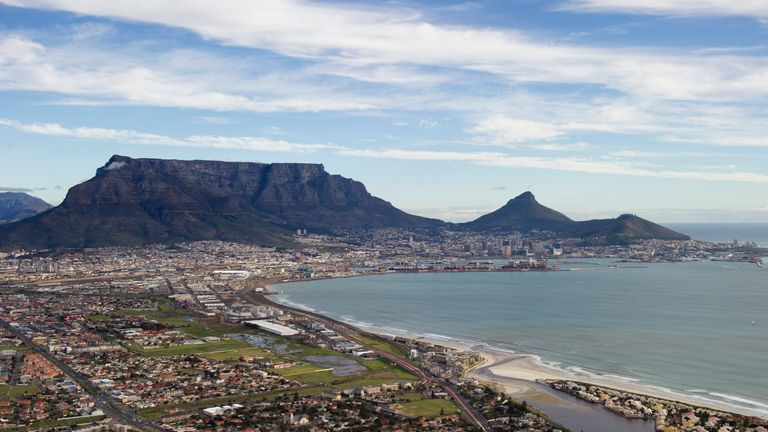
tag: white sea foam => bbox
[708,393,768,410]
[271,295,316,312]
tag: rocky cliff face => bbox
[0,192,52,224]
[463,192,689,240]
[0,156,441,249]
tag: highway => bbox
[0,319,164,432]
[239,287,493,432]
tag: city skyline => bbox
[2,0,768,222]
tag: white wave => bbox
[423,332,456,341]
[708,393,768,410]
[271,295,316,312]
[603,374,641,383]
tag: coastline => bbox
[467,350,767,419]
[264,277,768,422]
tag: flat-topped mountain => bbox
[0,155,441,249]
[463,192,689,241]
[0,192,52,224]
[0,157,689,250]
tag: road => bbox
[239,287,493,432]
[0,320,164,432]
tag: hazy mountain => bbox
[0,192,52,224]
[463,191,689,240]
[0,155,441,249]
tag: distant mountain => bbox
[0,155,441,250]
[0,192,52,224]
[463,191,573,232]
[463,192,689,241]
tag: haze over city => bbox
[2,0,768,222]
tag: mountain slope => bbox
[464,192,689,240]
[0,155,441,249]
[0,192,52,224]
[463,191,572,232]
[571,214,690,240]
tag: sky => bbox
[1,0,767,223]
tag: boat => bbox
[757,258,764,268]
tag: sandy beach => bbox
[468,350,766,419]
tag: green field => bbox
[130,339,251,357]
[201,346,268,361]
[393,398,459,418]
[0,384,39,398]
[357,335,409,357]
[2,415,106,432]
[116,298,200,327]
[0,345,24,351]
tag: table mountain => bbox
[463,192,689,240]
[0,192,52,224]
[0,155,441,249]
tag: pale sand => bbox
[468,350,765,418]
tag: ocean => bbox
[667,223,768,246]
[275,258,768,418]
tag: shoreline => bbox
[467,350,768,419]
[263,276,768,422]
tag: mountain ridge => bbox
[0,156,689,250]
[462,191,690,240]
[0,192,52,224]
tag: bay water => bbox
[668,223,768,246]
[276,259,768,418]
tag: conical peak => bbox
[511,191,536,202]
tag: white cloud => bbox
[531,142,593,151]
[470,116,564,145]
[3,0,768,102]
[103,161,127,171]
[339,147,768,183]
[3,116,768,184]
[0,35,380,113]
[560,0,768,21]
[0,117,333,152]
[196,116,235,125]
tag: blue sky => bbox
[1,0,767,222]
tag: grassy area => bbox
[400,391,426,401]
[272,365,337,384]
[129,339,251,357]
[139,391,281,419]
[0,345,24,351]
[393,398,459,418]
[292,345,339,357]
[360,359,418,381]
[2,415,106,432]
[357,334,409,357]
[140,373,417,420]
[85,314,111,322]
[116,298,199,327]
[0,384,39,398]
[201,347,268,361]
